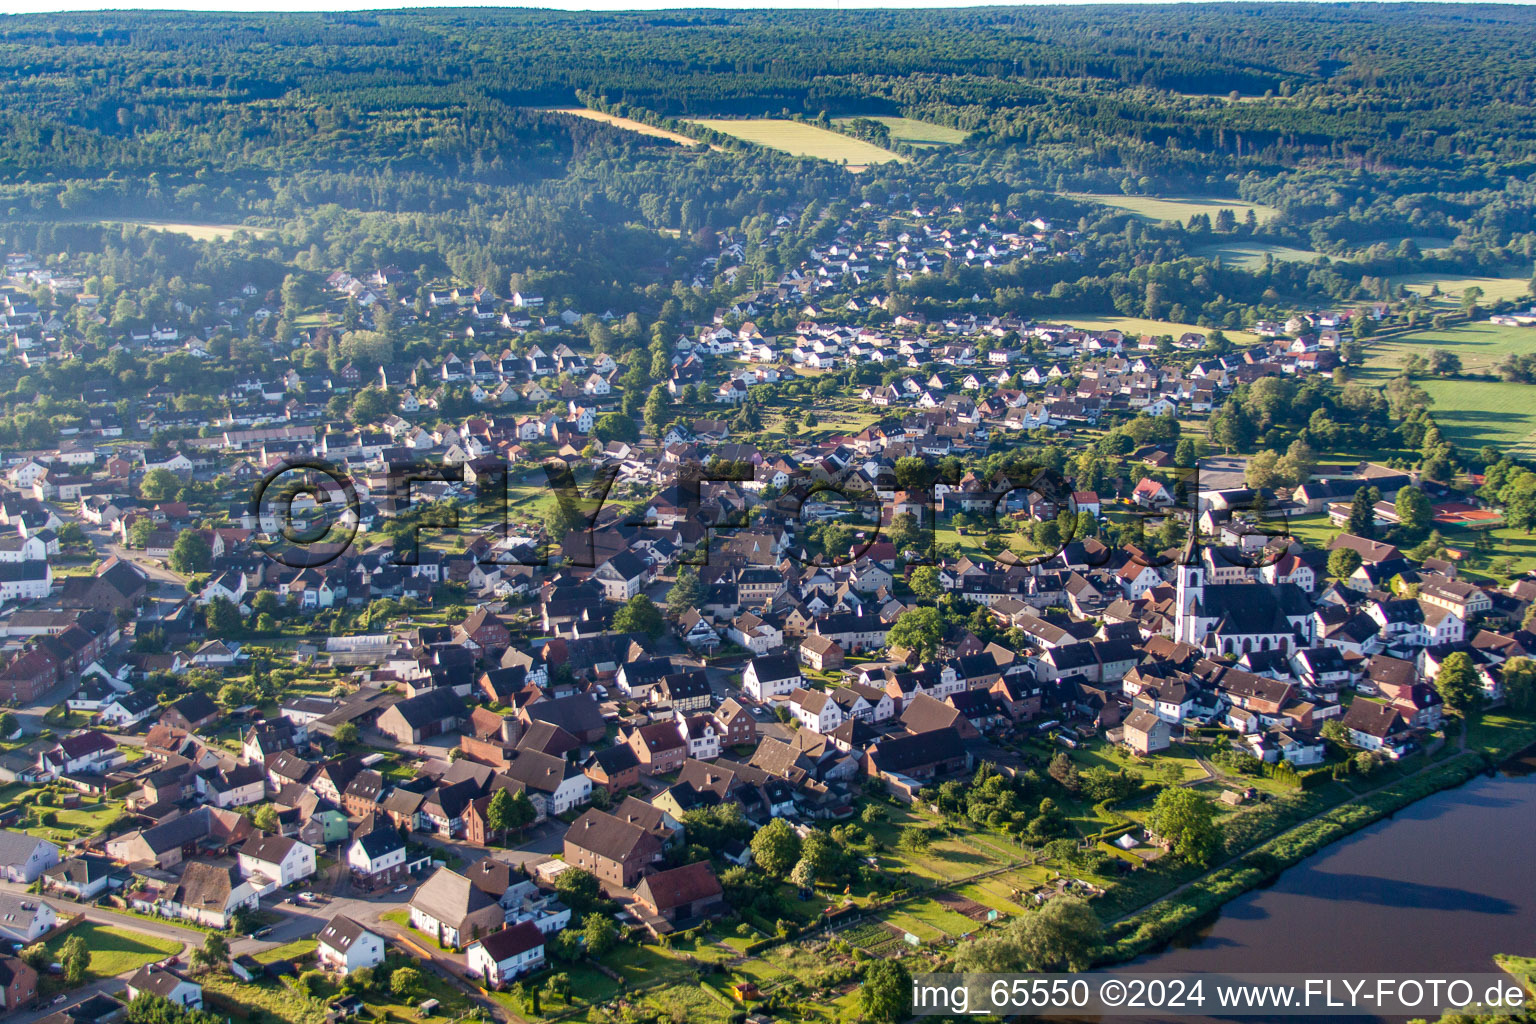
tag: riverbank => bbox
[1096,710,1536,966]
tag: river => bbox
[1109,747,1536,1021]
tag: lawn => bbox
[1417,378,1536,454]
[254,939,317,964]
[45,923,181,980]
[686,118,904,168]
[1395,273,1533,308]
[1194,240,1324,270]
[1360,320,1536,378]
[1060,315,1259,346]
[1067,193,1276,225]
[833,115,967,147]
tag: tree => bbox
[789,858,816,889]
[60,933,90,985]
[169,530,212,574]
[582,914,618,957]
[1500,657,1536,713]
[349,386,391,426]
[954,897,1102,972]
[592,412,639,444]
[1394,486,1433,539]
[203,597,242,637]
[1327,546,1362,580]
[140,468,182,501]
[666,566,706,618]
[195,933,229,973]
[908,565,942,601]
[1435,651,1482,715]
[486,788,516,845]
[750,818,801,877]
[248,803,279,832]
[1146,787,1221,867]
[886,605,944,661]
[1347,486,1380,538]
[334,722,359,745]
[0,713,17,738]
[129,517,157,549]
[858,960,911,1022]
[390,967,424,1001]
[553,868,603,914]
[643,384,671,435]
[612,594,664,639]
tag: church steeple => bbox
[1174,534,1204,645]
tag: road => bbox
[0,882,200,1024]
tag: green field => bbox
[1063,315,1260,346]
[1420,378,1536,454]
[834,115,967,147]
[686,118,903,167]
[1396,273,1532,307]
[1351,235,1457,254]
[1068,193,1276,225]
[1195,240,1323,270]
[44,923,182,980]
[1360,320,1536,378]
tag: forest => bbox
[2,6,1535,329]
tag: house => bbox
[163,862,259,929]
[0,831,58,883]
[317,915,386,976]
[1340,700,1414,759]
[0,894,56,944]
[502,751,592,815]
[564,809,664,891]
[161,692,220,732]
[237,832,317,891]
[43,854,119,901]
[863,728,971,789]
[593,551,650,602]
[1121,708,1172,755]
[346,818,409,887]
[466,921,546,988]
[787,688,843,734]
[632,861,724,932]
[743,653,801,701]
[0,956,37,1013]
[712,698,757,749]
[126,966,202,1010]
[376,689,464,744]
[625,723,688,776]
[799,635,845,671]
[409,867,507,949]
[584,744,641,795]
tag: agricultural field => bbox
[1194,240,1323,270]
[546,107,706,147]
[1396,273,1533,307]
[1415,378,1536,453]
[94,220,271,241]
[1359,320,1536,378]
[1062,315,1260,346]
[1067,193,1276,225]
[833,116,968,147]
[1351,235,1457,254]
[686,118,904,169]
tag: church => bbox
[1173,541,1315,656]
